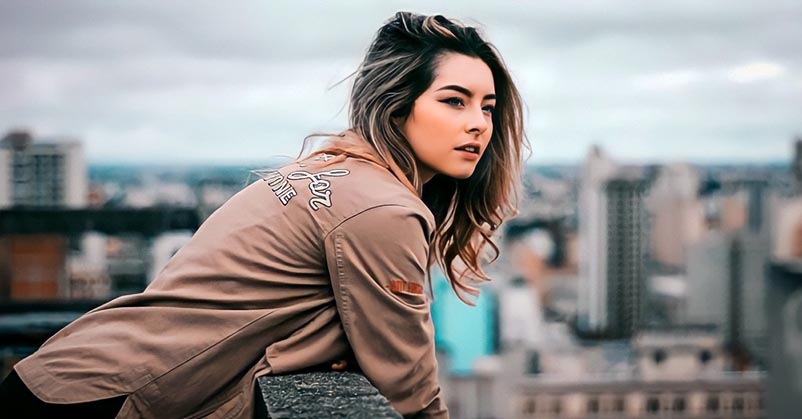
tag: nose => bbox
[466,106,490,135]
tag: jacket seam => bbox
[130,308,278,398]
[332,231,352,340]
[322,203,412,240]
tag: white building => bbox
[577,146,617,334]
[0,130,87,208]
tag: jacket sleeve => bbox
[324,204,448,419]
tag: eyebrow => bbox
[435,84,496,100]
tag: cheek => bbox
[410,105,440,135]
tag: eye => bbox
[441,97,464,108]
[482,105,495,115]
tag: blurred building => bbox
[506,371,764,419]
[124,181,198,208]
[766,261,802,419]
[0,130,87,208]
[0,208,201,302]
[646,164,705,269]
[577,146,617,335]
[737,232,771,367]
[604,177,649,339]
[634,326,725,381]
[738,180,770,237]
[684,230,770,369]
[0,235,67,300]
[792,136,802,192]
[149,231,194,282]
[578,146,652,339]
[685,231,730,329]
[431,270,497,376]
[772,196,802,260]
[0,148,9,208]
[67,232,111,299]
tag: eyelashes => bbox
[440,97,495,115]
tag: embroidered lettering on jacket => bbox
[286,169,350,211]
[261,171,298,205]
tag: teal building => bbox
[430,269,497,375]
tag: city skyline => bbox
[1,1,800,164]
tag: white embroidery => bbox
[261,171,298,205]
[286,169,350,210]
[298,153,336,168]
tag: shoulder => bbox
[280,155,435,235]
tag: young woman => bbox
[0,11,527,419]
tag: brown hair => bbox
[304,12,529,304]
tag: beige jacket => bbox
[14,139,448,418]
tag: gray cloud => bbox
[0,0,800,163]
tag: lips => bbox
[454,142,481,155]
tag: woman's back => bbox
[14,145,442,418]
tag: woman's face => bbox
[401,52,496,183]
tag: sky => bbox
[1,0,800,164]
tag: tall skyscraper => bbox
[578,146,648,338]
[737,231,771,366]
[0,130,87,208]
[793,136,802,192]
[578,146,617,334]
[604,177,648,339]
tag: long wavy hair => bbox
[304,12,528,304]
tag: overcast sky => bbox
[1,0,800,164]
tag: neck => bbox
[418,167,436,185]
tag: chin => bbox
[439,167,477,180]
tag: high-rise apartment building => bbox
[604,177,649,339]
[0,130,87,208]
[578,146,617,334]
[792,136,802,192]
[578,146,648,338]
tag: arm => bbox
[324,204,448,419]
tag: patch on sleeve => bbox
[388,279,424,295]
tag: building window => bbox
[587,397,599,413]
[706,395,719,412]
[523,398,535,414]
[646,396,660,413]
[552,398,562,415]
[614,397,625,412]
[672,397,685,412]
[733,395,744,413]
[653,349,667,364]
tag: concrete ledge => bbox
[257,371,402,418]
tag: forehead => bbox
[430,53,495,94]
